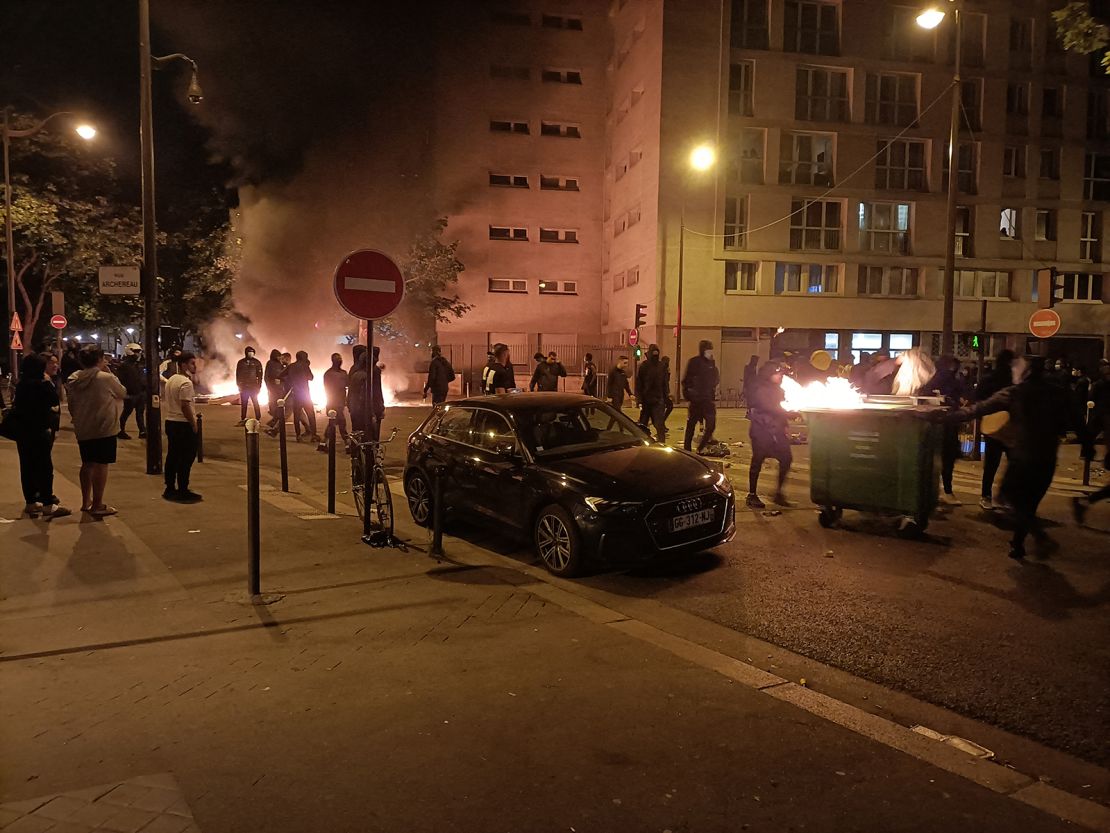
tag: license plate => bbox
[670,508,715,532]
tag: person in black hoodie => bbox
[285,351,320,443]
[263,349,286,428]
[581,353,598,398]
[926,355,967,505]
[746,361,793,509]
[530,351,567,392]
[235,346,264,425]
[682,340,720,454]
[319,352,349,451]
[115,343,146,440]
[635,344,667,442]
[12,353,71,518]
[423,345,455,404]
[976,349,1015,510]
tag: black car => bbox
[402,393,736,577]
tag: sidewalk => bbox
[1,431,1106,832]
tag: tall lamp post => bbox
[917,3,961,356]
[675,143,717,401]
[138,0,203,475]
[3,111,96,382]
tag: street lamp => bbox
[675,143,717,400]
[917,2,961,355]
[138,0,203,475]
[3,110,96,381]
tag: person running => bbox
[530,351,567,392]
[635,344,667,443]
[682,340,720,454]
[12,353,71,519]
[976,349,1015,510]
[235,345,264,425]
[263,348,286,428]
[423,345,455,404]
[163,351,202,502]
[746,362,793,509]
[581,353,598,398]
[319,353,350,451]
[66,346,126,517]
[286,350,320,443]
[115,343,146,440]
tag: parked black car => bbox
[403,393,736,576]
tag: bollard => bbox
[277,398,289,492]
[245,418,261,597]
[430,466,445,558]
[196,412,204,463]
[327,409,337,515]
[1084,400,1094,487]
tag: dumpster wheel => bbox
[817,506,843,528]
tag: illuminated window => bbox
[999,208,1019,240]
[859,202,911,254]
[775,262,839,294]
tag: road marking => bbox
[344,277,395,293]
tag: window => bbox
[850,332,883,364]
[1035,209,1056,241]
[1084,153,1110,200]
[784,0,839,55]
[960,79,982,130]
[1010,18,1033,69]
[730,0,769,49]
[961,13,986,67]
[542,13,583,30]
[540,121,582,138]
[957,270,1012,300]
[490,65,530,80]
[724,196,748,249]
[1006,83,1029,116]
[789,199,842,251]
[1042,87,1064,118]
[471,410,518,455]
[539,228,578,243]
[729,62,755,116]
[866,72,918,126]
[613,271,625,290]
[999,208,1020,240]
[779,132,834,186]
[775,262,840,294]
[489,173,529,188]
[729,128,765,184]
[885,6,934,61]
[875,138,927,191]
[489,225,528,241]
[857,265,918,297]
[1060,273,1104,302]
[725,261,758,292]
[490,119,530,134]
[1002,145,1025,178]
[542,68,583,84]
[626,266,639,286]
[434,408,475,443]
[540,175,580,191]
[629,147,643,168]
[488,278,528,293]
[942,142,978,194]
[491,9,530,25]
[955,206,973,256]
[858,202,911,254]
[1088,89,1110,139]
[795,66,850,122]
[1039,147,1060,180]
[538,280,578,295]
[1080,211,1101,261]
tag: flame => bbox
[780,376,865,411]
[206,376,397,409]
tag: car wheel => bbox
[534,504,583,577]
[405,470,433,528]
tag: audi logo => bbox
[674,498,702,514]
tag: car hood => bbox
[538,445,721,499]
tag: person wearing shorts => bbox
[66,346,126,516]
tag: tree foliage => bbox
[1053,1,1110,72]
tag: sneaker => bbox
[1008,545,1026,562]
[42,504,72,519]
[117,430,132,440]
[939,492,962,506]
[978,497,994,511]
[316,443,327,453]
[138,431,147,439]
[177,490,203,503]
[772,492,795,508]
[235,419,247,427]
[24,502,43,518]
[1072,497,1089,526]
[163,488,180,501]
[746,493,766,509]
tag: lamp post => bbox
[675,143,716,401]
[3,110,96,381]
[917,3,961,356]
[138,0,203,475]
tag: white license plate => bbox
[670,508,715,532]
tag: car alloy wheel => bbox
[406,471,432,527]
[534,505,583,577]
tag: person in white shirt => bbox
[163,352,202,502]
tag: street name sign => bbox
[98,266,141,295]
[333,249,404,320]
[1028,308,1061,339]
[50,314,68,330]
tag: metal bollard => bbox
[245,418,261,597]
[277,398,289,492]
[1084,400,1094,487]
[196,412,204,462]
[327,409,337,515]
[430,466,445,558]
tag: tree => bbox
[1053,1,1110,72]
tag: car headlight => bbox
[584,496,643,513]
[713,472,734,496]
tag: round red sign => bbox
[50,314,67,330]
[1028,308,1061,339]
[628,328,639,347]
[333,249,405,320]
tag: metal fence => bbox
[438,343,638,399]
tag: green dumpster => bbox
[805,400,943,537]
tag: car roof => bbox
[451,392,598,412]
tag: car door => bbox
[465,408,529,529]
[423,406,476,507]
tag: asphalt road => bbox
[196,400,1110,767]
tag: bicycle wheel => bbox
[371,465,394,537]
[351,446,366,521]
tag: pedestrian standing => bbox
[371,346,386,442]
[163,351,202,502]
[11,353,71,518]
[484,344,515,395]
[66,345,126,517]
[320,353,350,452]
[59,342,80,382]
[115,343,147,440]
[661,356,675,422]
[581,353,598,398]
[423,345,455,404]
[927,355,967,506]
[606,356,633,409]
[682,340,720,454]
[976,349,1015,510]
[746,362,793,509]
[635,344,668,443]
[348,346,368,433]
[286,350,320,443]
[263,348,285,428]
[530,351,567,392]
[235,345,264,425]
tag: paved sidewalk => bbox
[0,431,1104,832]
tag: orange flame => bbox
[780,376,865,411]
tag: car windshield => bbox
[514,403,650,458]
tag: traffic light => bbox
[1036,267,1065,309]
[634,303,647,330]
[633,345,643,360]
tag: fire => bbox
[780,376,865,412]
[206,376,396,409]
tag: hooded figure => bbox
[682,340,720,454]
[746,361,793,509]
[285,350,319,442]
[926,355,966,504]
[321,352,350,447]
[116,343,147,439]
[423,345,455,404]
[263,348,286,426]
[529,351,567,392]
[635,344,667,442]
[235,346,264,424]
[12,353,70,518]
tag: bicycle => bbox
[348,427,398,544]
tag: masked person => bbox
[263,349,286,428]
[235,345,264,425]
[746,362,793,509]
[635,344,667,443]
[682,340,720,454]
[320,353,349,451]
[530,351,567,392]
[12,353,71,518]
[285,350,320,443]
[116,343,146,439]
[423,345,455,404]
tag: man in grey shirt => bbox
[66,346,126,516]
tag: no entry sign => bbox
[628,328,639,347]
[1028,308,1061,339]
[50,314,68,330]
[333,249,404,320]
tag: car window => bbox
[516,403,648,457]
[471,410,518,454]
[433,407,474,443]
